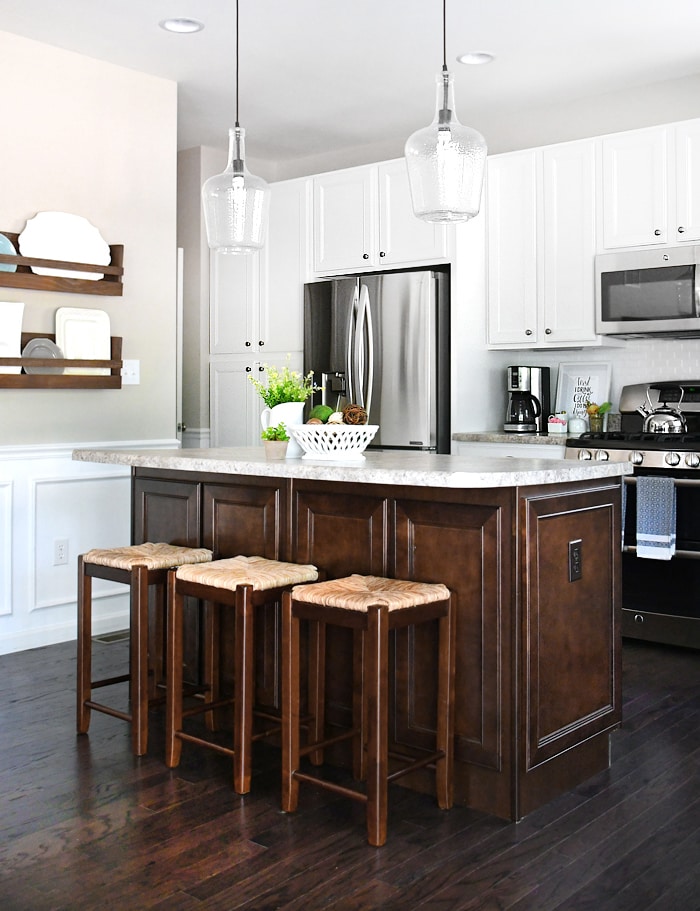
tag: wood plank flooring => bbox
[0,638,698,910]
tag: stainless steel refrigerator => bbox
[303,268,450,452]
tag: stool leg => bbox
[233,585,254,795]
[436,597,456,810]
[76,556,92,735]
[166,570,184,768]
[365,604,389,848]
[352,628,366,780]
[130,565,150,756]
[307,619,326,766]
[281,592,301,813]
[203,599,220,732]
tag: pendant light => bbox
[202,0,270,254]
[404,0,487,223]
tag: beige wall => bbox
[0,30,177,445]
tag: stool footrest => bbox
[292,770,368,804]
[387,749,445,783]
[84,700,131,723]
[299,728,358,758]
[175,730,235,758]
[91,673,131,689]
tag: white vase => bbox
[260,401,304,458]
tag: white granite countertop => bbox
[73,446,631,489]
[452,432,576,445]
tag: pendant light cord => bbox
[442,0,447,75]
[235,0,240,128]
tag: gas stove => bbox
[565,380,700,471]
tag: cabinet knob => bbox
[258,340,264,346]
[678,226,686,234]
[245,341,252,347]
[654,229,661,236]
[362,253,369,260]
[545,328,552,335]
[379,251,386,258]
[245,366,252,373]
[259,365,265,372]
[525,329,533,336]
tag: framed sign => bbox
[555,362,611,419]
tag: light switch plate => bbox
[122,359,140,384]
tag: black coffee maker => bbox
[504,366,551,433]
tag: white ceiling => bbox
[4,0,700,171]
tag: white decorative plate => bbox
[0,300,24,374]
[55,307,110,375]
[22,337,65,375]
[18,212,111,280]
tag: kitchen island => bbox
[73,447,630,821]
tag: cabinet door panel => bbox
[542,142,597,342]
[520,486,621,773]
[313,168,374,272]
[487,153,538,344]
[393,495,508,773]
[209,358,264,447]
[210,250,261,354]
[378,160,447,266]
[132,477,201,546]
[601,129,668,248]
[263,179,307,351]
[675,121,700,242]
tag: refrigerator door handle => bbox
[359,283,373,416]
[346,282,359,404]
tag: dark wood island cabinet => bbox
[75,447,629,822]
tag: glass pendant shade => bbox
[202,126,270,254]
[405,70,487,223]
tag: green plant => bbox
[585,400,612,415]
[261,422,290,442]
[249,360,320,408]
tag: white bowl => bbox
[288,424,378,460]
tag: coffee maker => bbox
[504,366,551,433]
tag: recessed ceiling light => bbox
[457,51,495,66]
[159,18,204,34]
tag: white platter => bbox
[0,300,25,374]
[18,212,111,280]
[55,307,110,375]
[0,233,17,273]
[22,337,64,375]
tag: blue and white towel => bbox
[636,476,676,560]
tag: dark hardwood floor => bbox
[0,637,698,911]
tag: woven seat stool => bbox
[281,574,456,847]
[166,555,318,794]
[77,542,213,756]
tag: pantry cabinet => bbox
[313,159,447,273]
[600,121,700,249]
[487,140,598,347]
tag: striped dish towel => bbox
[636,476,676,560]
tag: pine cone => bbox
[343,403,368,425]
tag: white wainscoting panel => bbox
[0,481,12,617]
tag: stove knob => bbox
[685,452,700,468]
[665,451,681,467]
[629,451,644,465]
[594,450,609,461]
[577,449,592,461]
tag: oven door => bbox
[622,469,700,648]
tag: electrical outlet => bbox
[568,539,582,582]
[122,359,140,385]
[54,538,69,566]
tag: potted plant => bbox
[250,359,320,458]
[261,422,290,460]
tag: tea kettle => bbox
[637,386,687,434]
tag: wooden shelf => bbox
[0,231,123,296]
[0,333,123,389]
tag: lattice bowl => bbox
[288,424,379,460]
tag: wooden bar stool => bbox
[77,543,213,756]
[166,555,318,794]
[281,574,456,847]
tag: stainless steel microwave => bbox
[595,245,700,338]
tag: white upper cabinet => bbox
[487,139,598,348]
[313,159,447,274]
[600,127,668,249]
[209,249,262,356]
[600,121,700,249]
